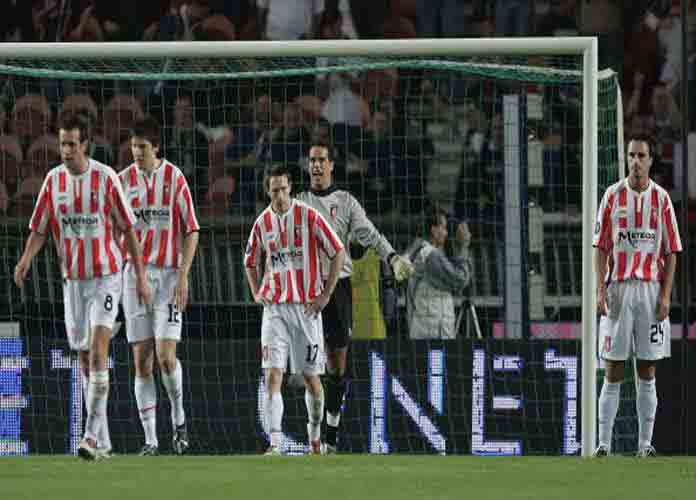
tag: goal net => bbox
[0,40,621,456]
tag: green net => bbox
[0,51,623,456]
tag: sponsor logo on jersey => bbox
[61,215,99,231]
[270,249,304,268]
[617,230,656,247]
[133,208,170,225]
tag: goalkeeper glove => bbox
[389,254,414,283]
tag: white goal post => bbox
[0,37,599,457]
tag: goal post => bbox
[0,38,604,456]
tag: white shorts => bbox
[599,280,671,361]
[261,303,325,376]
[123,263,182,343]
[63,272,122,352]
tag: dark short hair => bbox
[58,112,91,144]
[264,164,292,192]
[130,116,162,149]
[308,141,333,161]
[424,206,448,236]
[627,133,656,158]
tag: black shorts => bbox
[322,277,353,350]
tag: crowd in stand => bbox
[0,1,693,220]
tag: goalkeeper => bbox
[297,141,413,453]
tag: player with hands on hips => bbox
[245,164,345,455]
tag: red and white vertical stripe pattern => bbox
[29,160,136,280]
[593,179,682,282]
[244,200,344,304]
[119,160,199,268]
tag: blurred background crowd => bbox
[0,0,693,223]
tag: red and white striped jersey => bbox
[119,160,199,269]
[593,178,682,283]
[29,159,136,280]
[244,199,344,304]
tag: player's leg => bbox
[297,306,325,454]
[634,281,669,457]
[124,264,158,454]
[261,305,288,454]
[132,337,159,455]
[154,269,188,454]
[635,360,657,456]
[156,339,188,454]
[595,282,632,456]
[321,278,352,452]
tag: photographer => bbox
[406,207,473,340]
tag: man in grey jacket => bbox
[407,208,473,339]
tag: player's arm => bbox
[173,176,200,311]
[595,248,610,316]
[348,194,413,281]
[123,227,152,306]
[14,231,48,288]
[305,212,346,316]
[17,175,52,287]
[109,172,152,306]
[657,252,676,321]
[244,223,269,305]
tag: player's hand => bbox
[597,285,608,316]
[173,272,190,311]
[390,255,414,283]
[456,222,472,249]
[13,259,30,288]
[656,294,670,321]
[137,276,153,307]
[254,291,271,306]
[304,291,330,317]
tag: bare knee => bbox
[604,360,625,383]
[158,355,177,375]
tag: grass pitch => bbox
[2,455,694,500]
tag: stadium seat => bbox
[295,95,324,123]
[12,175,43,216]
[62,94,99,122]
[27,135,61,178]
[12,94,52,143]
[103,95,145,146]
[208,127,233,184]
[117,140,134,171]
[201,176,235,216]
[0,135,24,194]
[0,178,8,214]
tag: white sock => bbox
[83,373,111,450]
[135,375,158,447]
[268,391,283,448]
[636,378,657,450]
[84,370,109,441]
[305,387,324,442]
[326,412,340,428]
[160,359,185,428]
[597,379,621,449]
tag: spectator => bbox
[494,0,533,36]
[163,94,209,200]
[536,0,579,36]
[1,0,35,41]
[0,177,8,214]
[578,0,623,72]
[257,0,323,40]
[405,207,472,340]
[416,0,474,38]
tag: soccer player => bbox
[593,134,681,457]
[14,113,152,461]
[296,141,414,453]
[120,117,200,456]
[244,164,346,455]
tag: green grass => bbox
[2,455,695,500]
